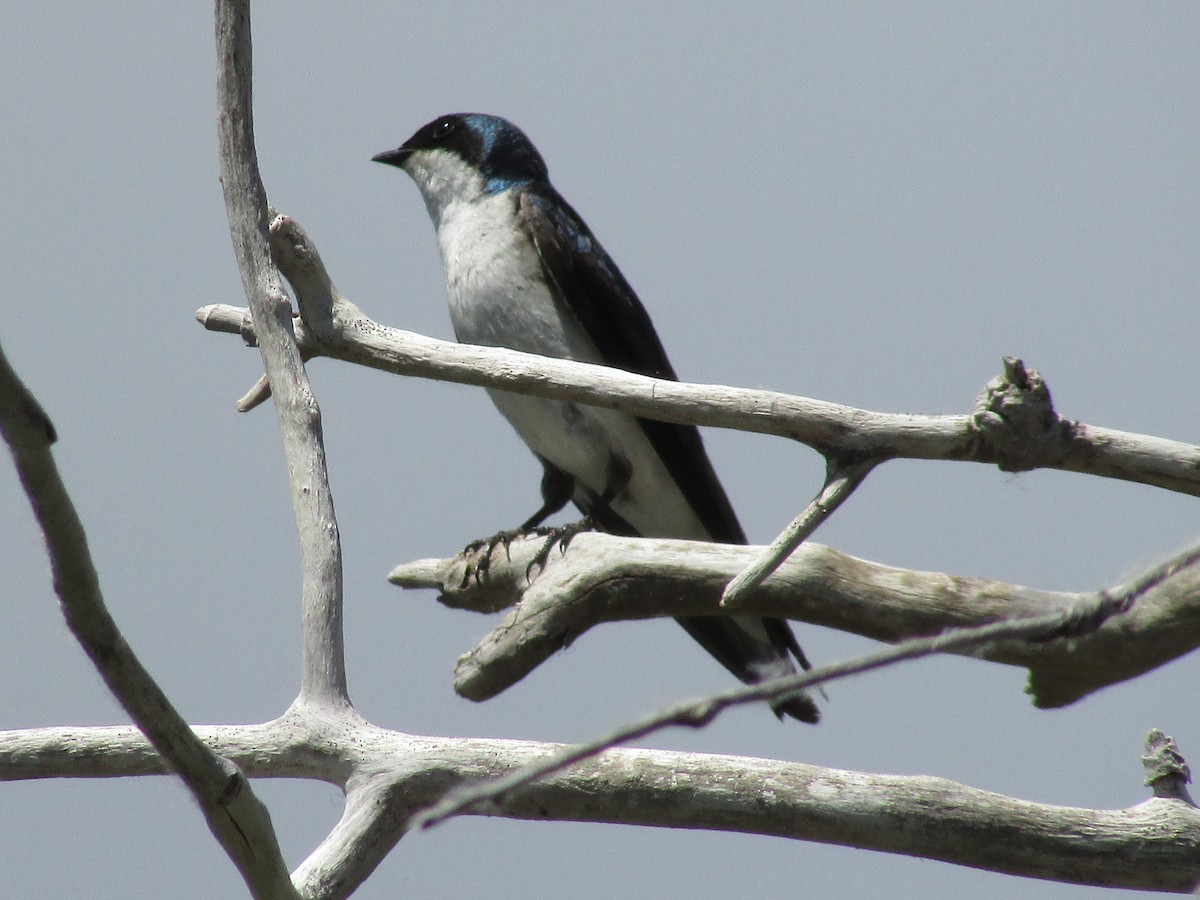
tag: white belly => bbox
[483,385,711,540]
[437,194,709,540]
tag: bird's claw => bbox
[460,517,599,587]
[460,527,535,587]
[523,517,596,580]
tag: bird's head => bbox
[373,114,548,222]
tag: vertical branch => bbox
[215,0,348,709]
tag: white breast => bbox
[414,157,711,540]
[437,191,580,357]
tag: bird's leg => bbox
[579,455,633,533]
[461,458,575,586]
[521,460,575,530]
[523,456,632,579]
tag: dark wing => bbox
[518,186,818,723]
[518,185,746,544]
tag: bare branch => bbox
[391,533,1200,708]
[0,339,296,896]
[196,287,1200,499]
[2,721,1197,893]
[459,731,1200,894]
[416,587,1134,828]
[214,1,347,712]
[722,456,878,607]
[202,215,1200,630]
[291,776,409,900]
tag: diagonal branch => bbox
[414,587,1137,828]
[291,775,411,899]
[0,339,296,896]
[721,456,878,607]
[390,533,1200,708]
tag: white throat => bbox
[402,148,491,229]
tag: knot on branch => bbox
[1142,729,1195,803]
[239,308,258,348]
[970,358,1073,472]
[267,209,314,268]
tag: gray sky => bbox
[2,3,1198,897]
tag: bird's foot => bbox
[460,527,544,587]
[523,516,596,580]
[460,518,598,586]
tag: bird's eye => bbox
[432,118,456,140]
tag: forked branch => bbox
[391,533,1200,709]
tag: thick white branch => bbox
[204,214,1200,612]
[390,533,1200,709]
[418,589,1136,827]
[0,723,1195,893]
[291,776,405,898]
[197,291,1200,498]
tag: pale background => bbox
[2,3,1197,897]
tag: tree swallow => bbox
[373,113,818,722]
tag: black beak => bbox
[371,147,410,168]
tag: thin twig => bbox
[721,457,878,607]
[416,585,1141,828]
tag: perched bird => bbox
[373,113,818,722]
